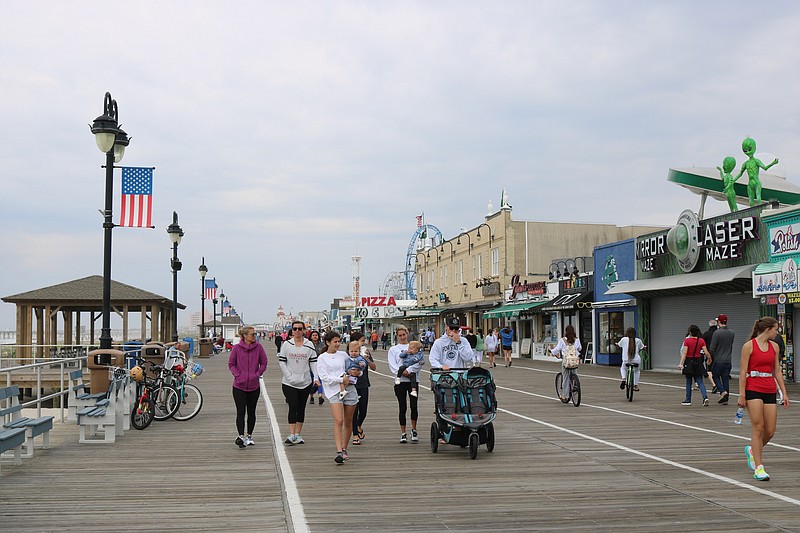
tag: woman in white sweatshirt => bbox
[317,331,361,464]
[278,321,319,445]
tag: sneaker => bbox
[334,452,345,464]
[619,380,625,390]
[309,396,315,405]
[411,429,419,442]
[245,435,255,446]
[341,449,349,460]
[235,436,246,449]
[293,435,305,445]
[399,433,408,444]
[394,377,401,385]
[338,390,347,400]
[681,401,691,406]
[754,464,770,481]
[745,445,755,471]
[703,398,710,407]
[509,361,512,367]
[319,397,325,405]
[711,386,719,394]
[284,435,296,446]
[410,390,418,397]
[718,392,729,404]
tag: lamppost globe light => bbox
[199,261,208,278]
[166,211,184,244]
[113,126,129,163]
[90,93,119,153]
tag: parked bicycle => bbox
[129,356,179,429]
[163,348,204,422]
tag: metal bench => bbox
[0,385,54,459]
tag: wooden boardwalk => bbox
[3,341,800,532]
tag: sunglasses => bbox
[292,327,305,331]
[448,325,460,331]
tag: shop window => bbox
[538,313,555,342]
[598,311,634,354]
[491,248,499,276]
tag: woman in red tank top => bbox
[738,317,789,481]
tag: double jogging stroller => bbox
[429,367,497,459]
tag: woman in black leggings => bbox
[228,326,268,448]
[278,321,319,445]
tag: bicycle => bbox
[163,349,204,422]
[624,361,639,402]
[131,356,180,424]
[554,367,581,407]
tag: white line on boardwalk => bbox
[497,406,800,507]
[260,377,309,533]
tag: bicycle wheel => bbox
[173,383,203,421]
[555,373,568,403]
[570,373,581,407]
[153,385,180,421]
[626,367,635,402]
[131,396,155,430]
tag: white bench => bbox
[76,374,129,444]
[67,369,107,422]
[0,385,54,459]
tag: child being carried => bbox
[395,340,425,397]
[339,341,367,400]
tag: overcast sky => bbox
[1,1,798,330]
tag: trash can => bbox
[87,349,124,395]
[182,337,195,357]
[198,338,212,358]
[123,341,143,370]
[141,344,165,378]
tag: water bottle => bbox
[734,407,744,425]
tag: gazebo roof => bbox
[2,275,185,310]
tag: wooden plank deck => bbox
[2,341,800,531]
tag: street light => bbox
[166,211,184,342]
[456,231,472,255]
[199,258,208,337]
[212,294,219,337]
[90,92,131,349]
[476,223,494,242]
[439,240,455,261]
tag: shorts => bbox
[328,385,359,405]
[745,390,777,404]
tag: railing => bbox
[0,355,89,422]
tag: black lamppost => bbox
[212,295,218,337]
[199,258,208,337]
[166,212,184,342]
[90,92,130,349]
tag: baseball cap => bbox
[716,314,728,324]
[445,317,460,329]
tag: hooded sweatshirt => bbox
[279,338,318,389]
[228,340,268,392]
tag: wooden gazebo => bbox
[2,275,185,358]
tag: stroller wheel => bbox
[430,422,439,453]
[486,422,495,453]
[468,432,479,460]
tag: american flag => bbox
[119,167,153,228]
[416,214,423,228]
[223,300,231,316]
[205,278,217,300]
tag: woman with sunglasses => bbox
[278,320,319,445]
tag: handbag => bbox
[682,338,702,377]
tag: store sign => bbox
[510,275,546,296]
[360,296,398,306]
[636,233,668,272]
[356,305,400,319]
[700,216,758,261]
[769,222,800,259]
[559,274,592,294]
[753,272,782,296]
[782,258,798,292]
[482,282,501,297]
[786,292,800,304]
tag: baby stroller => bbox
[429,367,497,459]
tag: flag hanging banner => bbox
[205,278,217,300]
[119,167,154,228]
[223,300,231,316]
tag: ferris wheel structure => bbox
[404,224,443,300]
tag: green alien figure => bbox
[716,156,738,213]
[734,137,779,207]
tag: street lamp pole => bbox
[166,212,184,342]
[213,296,218,337]
[90,92,130,349]
[199,258,208,337]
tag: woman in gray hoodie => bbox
[228,325,268,448]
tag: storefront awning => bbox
[753,262,782,275]
[482,301,547,318]
[539,292,593,313]
[605,264,756,297]
[402,308,441,318]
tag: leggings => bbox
[232,386,260,436]
[394,382,418,426]
[352,387,370,435]
[282,383,311,424]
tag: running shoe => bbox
[293,435,305,445]
[284,435,295,446]
[399,433,408,444]
[309,396,315,405]
[619,380,625,390]
[235,436,246,449]
[702,398,710,407]
[754,464,770,481]
[319,397,325,405]
[745,445,755,471]
[681,401,691,406]
[245,436,255,446]
[334,452,344,464]
[411,429,419,442]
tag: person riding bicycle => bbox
[617,327,646,392]
[550,325,582,402]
